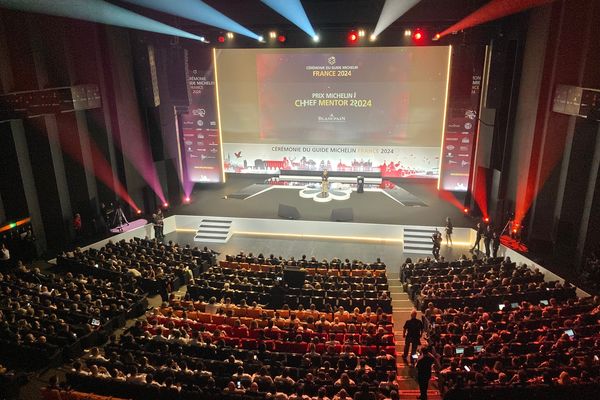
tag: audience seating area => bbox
[402,256,576,311]
[0,264,147,371]
[188,257,391,314]
[62,249,400,400]
[57,239,215,296]
[401,256,600,399]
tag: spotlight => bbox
[357,29,365,37]
[258,35,265,42]
[404,29,412,37]
[312,34,320,42]
[463,208,469,214]
[348,31,358,43]
[369,33,377,42]
[136,209,142,215]
[433,33,441,41]
[226,32,234,39]
[413,31,423,41]
[278,34,286,43]
[484,217,490,223]
[163,202,169,208]
[184,196,191,203]
[269,31,277,39]
[218,35,225,43]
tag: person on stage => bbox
[321,169,329,195]
[444,217,453,246]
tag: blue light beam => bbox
[124,0,260,40]
[261,0,316,38]
[373,0,422,37]
[0,0,203,41]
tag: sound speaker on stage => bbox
[357,176,364,193]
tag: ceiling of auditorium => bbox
[199,0,490,29]
[116,0,493,37]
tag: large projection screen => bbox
[215,46,451,178]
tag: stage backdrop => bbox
[214,46,451,179]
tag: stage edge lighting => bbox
[213,48,227,183]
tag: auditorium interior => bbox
[0,1,600,399]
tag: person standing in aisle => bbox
[492,231,500,258]
[416,346,440,400]
[402,309,424,365]
[483,225,493,258]
[470,222,484,253]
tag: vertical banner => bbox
[180,49,222,182]
[439,47,485,191]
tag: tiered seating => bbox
[401,257,575,311]
[401,256,600,399]
[0,265,147,371]
[57,238,213,296]
[64,252,399,400]
[188,261,391,313]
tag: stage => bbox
[171,175,470,227]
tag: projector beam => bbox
[261,0,316,38]
[124,0,260,40]
[373,0,422,37]
[0,0,203,41]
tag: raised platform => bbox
[279,169,382,184]
[171,175,467,227]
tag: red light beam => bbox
[438,0,558,38]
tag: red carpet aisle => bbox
[389,273,442,400]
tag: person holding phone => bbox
[403,309,424,365]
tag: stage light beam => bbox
[312,34,320,43]
[0,0,204,41]
[261,0,316,37]
[438,0,558,38]
[123,0,260,40]
[373,0,422,37]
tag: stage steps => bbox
[403,227,438,254]
[194,218,232,243]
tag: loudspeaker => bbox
[283,266,307,288]
[331,208,353,222]
[278,204,301,220]
[357,176,364,193]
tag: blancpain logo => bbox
[318,113,346,122]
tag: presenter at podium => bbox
[321,169,329,194]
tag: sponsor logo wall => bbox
[438,52,485,192]
[180,51,222,182]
